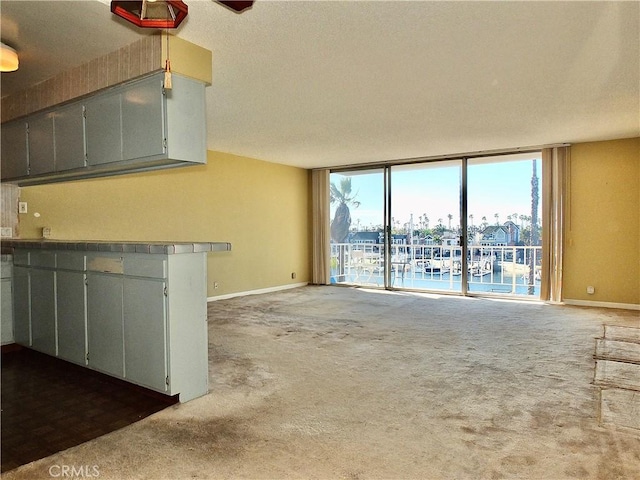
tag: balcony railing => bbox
[330,243,542,296]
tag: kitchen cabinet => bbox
[1,257,14,345]
[28,112,56,176]
[121,75,165,161]
[0,120,29,179]
[54,103,86,172]
[12,253,31,346]
[1,72,206,185]
[29,252,57,356]
[7,241,229,402]
[85,91,123,166]
[124,276,168,391]
[56,253,87,365]
[87,263,125,378]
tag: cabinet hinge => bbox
[86,352,89,362]
[166,375,170,386]
[162,87,166,96]
[82,105,87,118]
[163,286,168,297]
[163,138,167,150]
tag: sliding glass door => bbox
[389,161,462,292]
[329,151,542,298]
[467,154,542,296]
[329,169,385,286]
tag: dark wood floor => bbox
[1,347,177,473]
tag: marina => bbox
[331,243,542,296]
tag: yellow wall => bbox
[564,137,640,306]
[17,151,311,298]
[162,33,213,85]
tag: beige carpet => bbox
[5,286,640,479]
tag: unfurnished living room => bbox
[1,1,639,479]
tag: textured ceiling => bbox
[1,0,638,169]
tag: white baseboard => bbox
[207,282,308,302]
[563,299,640,311]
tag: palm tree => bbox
[447,213,453,229]
[494,213,500,225]
[330,177,360,243]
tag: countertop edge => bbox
[1,240,232,254]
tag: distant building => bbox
[441,232,460,246]
[503,221,520,244]
[480,222,520,246]
[349,231,382,250]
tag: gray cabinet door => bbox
[28,113,56,175]
[87,273,123,376]
[85,93,122,166]
[123,277,167,391]
[12,266,30,345]
[30,268,57,355]
[1,120,29,179]
[54,103,86,171]
[122,77,165,161]
[57,270,87,365]
[1,278,13,344]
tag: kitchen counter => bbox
[7,239,222,402]
[1,240,231,255]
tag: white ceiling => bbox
[1,0,639,169]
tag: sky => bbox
[330,156,542,231]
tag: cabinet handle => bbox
[166,376,169,386]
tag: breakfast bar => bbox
[3,240,231,402]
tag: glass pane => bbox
[329,169,385,286]
[390,160,462,292]
[467,153,542,296]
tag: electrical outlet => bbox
[586,286,595,295]
[0,227,12,237]
[19,202,28,214]
[291,272,296,279]
[214,282,219,289]
[42,227,52,239]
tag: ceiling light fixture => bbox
[111,0,188,29]
[0,42,19,72]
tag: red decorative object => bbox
[111,1,188,29]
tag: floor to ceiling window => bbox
[389,160,462,292]
[329,169,385,286]
[466,153,543,296]
[329,151,543,298]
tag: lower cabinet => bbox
[30,268,57,356]
[1,258,14,345]
[12,265,31,346]
[12,249,209,402]
[123,277,168,392]
[56,270,87,365]
[87,271,124,377]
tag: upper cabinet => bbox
[1,72,207,185]
[0,120,29,179]
[85,91,123,166]
[121,75,165,161]
[54,103,86,172]
[28,112,56,176]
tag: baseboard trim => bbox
[564,299,640,311]
[207,282,309,302]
